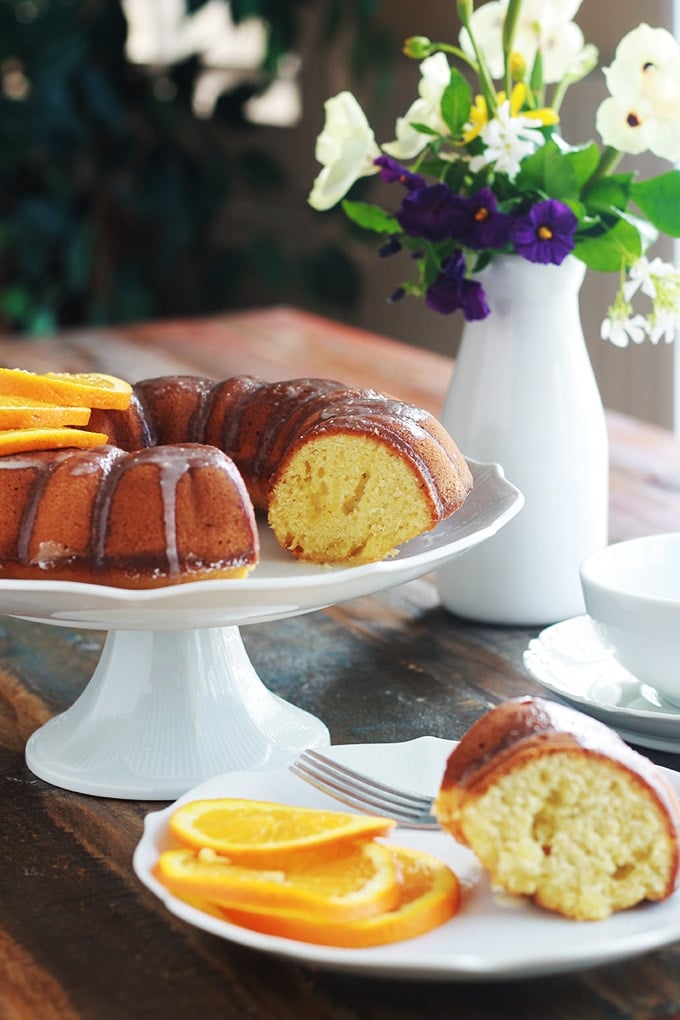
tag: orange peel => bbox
[0,428,109,455]
[219,845,460,947]
[0,368,132,409]
[167,797,395,865]
[0,395,91,429]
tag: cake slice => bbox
[434,696,680,920]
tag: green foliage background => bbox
[0,0,390,335]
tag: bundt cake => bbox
[434,696,680,921]
[88,375,473,568]
[0,374,472,587]
[0,444,259,587]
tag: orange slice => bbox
[168,798,395,865]
[0,428,108,455]
[155,841,401,922]
[0,368,132,409]
[0,395,91,429]
[221,846,459,947]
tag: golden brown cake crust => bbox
[439,696,680,814]
[94,374,473,511]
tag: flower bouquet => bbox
[308,0,680,347]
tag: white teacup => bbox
[580,533,680,707]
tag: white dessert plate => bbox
[524,615,680,753]
[0,459,521,630]
[133,736,680,981]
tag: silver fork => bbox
[289,748,439,829]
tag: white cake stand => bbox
[1,460,521,799]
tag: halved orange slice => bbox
[0,428,108,455]
[219,846,459,947]
[155,841,401,922]
[0,368,132,409]
[168,798,395,865]
[0,395,91,429]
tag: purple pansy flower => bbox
[511,199,578,264]
[397,183,464,242]
[425,251,490,320]
[455,188,513,250]
[374,155,426,191]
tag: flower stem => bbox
[429,41,479,74]
[585,145,624,190]
[502,0,522,95]
[457,0,498,114]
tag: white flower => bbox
[603,257,680,346]
[648,308,680,343]
[596,95,662,157]
[308,92,380,212]
[597,24,680,160]
[644,258,680,341]
[603,24,680,102]
[597,96,680,160]
[460,0,587,84]
[382,53,451,160]
[601,311,648,347]
[624,256,669,300]
[468,100,545,179]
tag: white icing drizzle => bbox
[94,445,228,576]
[0,452,70,563]
[157,453,186,576]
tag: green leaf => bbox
[341,199,399,234]
[573,216,642,271]
[440,68,472,137]
[515,140,579,200]
[582,173,632,215]
[630,171,680,237]
[560,142,601,190]
[407,122,440,137]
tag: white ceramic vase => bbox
[436,255,609,626]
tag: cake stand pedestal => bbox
[2,460,521,799]
[25,626,328,799]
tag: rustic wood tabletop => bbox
[2,307,680,1019]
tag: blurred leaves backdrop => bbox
[0,0,392,335]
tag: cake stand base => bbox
[25,625,330,799]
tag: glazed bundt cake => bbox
[0,374,472,587]
[434,696,680,921]
[88,374,473,568]
[0,444,259,587]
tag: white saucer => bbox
[523,616,680,753]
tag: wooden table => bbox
[2,307,680,1019]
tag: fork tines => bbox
[290,748,438,828]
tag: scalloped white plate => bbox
[524,616,680,753]
[133,737,680,980]
[0,459,521,630]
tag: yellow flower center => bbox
[538,226,553,240]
